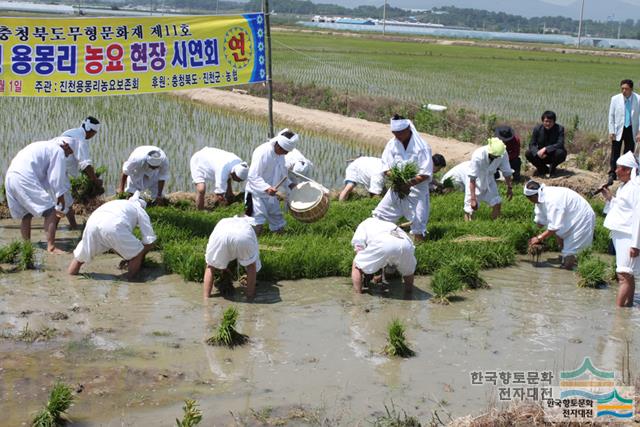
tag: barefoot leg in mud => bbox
[44,211,65,253]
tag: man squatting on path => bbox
[4,137,74,253]
[524,181,595,270]
[68,192,156,281]
[600,152,640,307]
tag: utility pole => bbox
[618,21,622,39]
[263,0,274,138]
[382,0,387,36]
[577,0,585,47]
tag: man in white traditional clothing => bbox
[285,148,313,182]
[441,161,471,191]
[67,192,156,280]
[464,137,514,221]
[245,128,297,235]
[351,217,416,294]
[339,156,385,201]
[203,215,261,300]
[371,115,433,241]
[118,145,169,204]
[5,137,73,253]
[190,147,249,210]
[59,116,103,229]
[524,180,596,269]
[600,151,640,307]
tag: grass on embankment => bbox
[149,185,610,284]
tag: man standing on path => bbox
[525,111,566,177]
[607,79,640,185]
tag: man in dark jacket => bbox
[525,111,567,177]
[494,125,521,182]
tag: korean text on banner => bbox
[0,14,267,96]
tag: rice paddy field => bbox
[0,95,375,193]
[270,31,636,133]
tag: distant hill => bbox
[313,0,640,21]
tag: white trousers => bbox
[248,194,286,231]
[611,230,640,275]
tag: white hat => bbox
[146,150,163,167]
[231,162,249,181]
[274,128,298,152]
[616,151,638,169]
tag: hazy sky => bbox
[315,0,640,21]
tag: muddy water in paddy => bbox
[1,220,639,425]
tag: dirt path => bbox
[174,88,478,164]
[173,88,606,193]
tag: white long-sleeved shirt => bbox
[468,146,512,193]
[285,148,312,171]
[345,156,385,194]
[122,145,169,184]
[89,199,156,245]
[61,126,92,176]
[381,133,433,192]
[604,176,640,235]
[7,139,69,198]
[246,141,288,197]
[191,147,242,194]
[533,186,595,238]
[351,216,411,250]
[442,161,471,188]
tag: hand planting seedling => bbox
[32,382,74,427]
[206,306,249,348]
[176,399,202,427]
[527,241,544,264]
[384,318,415,358]
[386,162,418,199]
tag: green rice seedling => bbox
[0,241,21,263]
[176,399,202,427]
[32,382,74,427]
[386,163,418,199]
[384,319,415,358]
[206,306,248,348]
[18,240,35,270]
[576,250,608,288]
[447,256,487,289]
[430,266,464,304]
[373,401,421,427]
[69,166,106,204]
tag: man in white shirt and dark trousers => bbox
[608,79,640,185]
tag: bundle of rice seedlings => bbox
[32,382,74,427]
[373,401,421,426]
[383,319,415,358]
[447,256,487,289]
[576,257,608,288]
[386,162,418,199]
[176,399,202,427]
[69,166,106,204]
[384,319,416,357]
[0,241,35,270]
[206,306,248,348]
[430,266,463,304]
[527,242,544,264]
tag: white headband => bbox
[390,118,411,132]
[523,181,544,197]
[272,129,298,152]
[231,162,249,181]
[146,150,163,167]
[82,119,100,132]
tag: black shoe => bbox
[533,168,548,177]
[548,165,557,177]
